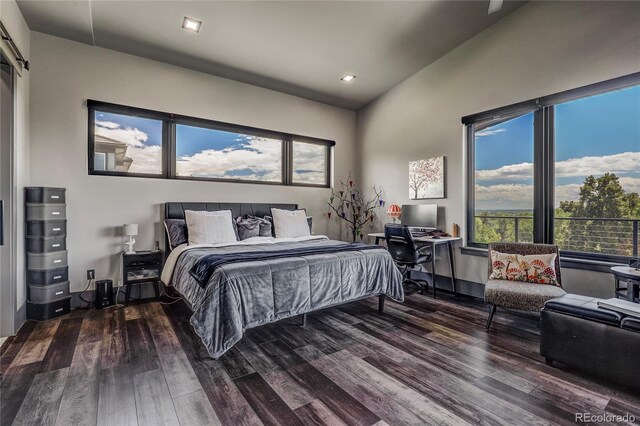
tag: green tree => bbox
[559,173,639,255]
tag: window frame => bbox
[87,100,334,188]
[463,72,640,263]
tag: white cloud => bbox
[476,152,640,182]
[127,145,162,174]
[476,177,640,210]
[476,127,507,137]
[95,120,121,129]
[176,137,283,181]
[95,120,149,148]
[292,143,326,184]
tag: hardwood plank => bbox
[133,369,180,426]
[13,319,61,366]
[293,399,348,426]
[1,321,36,373]
[234,372,303,426]
[474,376,577,425]
[126,317,160,376]
[76,309,106,345]
[261,368,316,410]
[312,350,471,426]
[97,364,138,426]
[159,349,202,399]
[606,398,640,421]
[125,304,144,321]
[173,389,221,426]
[361,351,546,426]
[141,302,182,354]
[100,308,128,369]
[218,345,256,379]
[13,367,69,426]
[287,361,381,426]
[55,341,102,426]
[194,362,263,426]
[0,362,41,426]
[161,301,262,426]
[40,318,83,372]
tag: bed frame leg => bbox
[300,313,307,326]
[378,295,386,315]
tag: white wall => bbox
[357,1,640,298]
[29,32,357,294]
[1,0,30,315]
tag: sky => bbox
[475,85,640,211]
[93,113,326,183]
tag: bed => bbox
[161,202,404,358]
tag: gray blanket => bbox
[169,238,404,358]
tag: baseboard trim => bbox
[71,283,162,309]
[15,302,26,332]
[411,271,485,299]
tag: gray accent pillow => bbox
[235,216,260,240]
[164,219,188,249]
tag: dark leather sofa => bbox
[540,294,640,392]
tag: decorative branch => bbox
[327,172,384,242]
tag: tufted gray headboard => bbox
[163,202,298,251]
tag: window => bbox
[87,100,334,187]
[472,112,535,244]
[175,124,283,183]
[554,86,640,257]
[291,139,330,186]
[90,110,165,176]
[465,73,640,262]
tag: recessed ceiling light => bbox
[341,74,356,82]
[182,17,202,33]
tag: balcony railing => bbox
[474,215,639,257]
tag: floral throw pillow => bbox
[519,253,559,286]
[489,250,526,282]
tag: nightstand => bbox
[122,250,164,305]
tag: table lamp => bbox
[387,204,401,223]
[123,224,138,254]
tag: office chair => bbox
[384,223,434,297]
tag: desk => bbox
[368,233,461,296]
[612,266,640,303]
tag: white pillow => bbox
[271,208,311,238]
[185,210,237,245]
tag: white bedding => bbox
[161,235,329,284]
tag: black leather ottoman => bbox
[540,294,640,392]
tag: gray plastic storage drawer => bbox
[27,297,70,321]
[26,220,66,237]
[29,281,70,303]
[27,251,68,270]
[26,204,66,221]
[27,267,68,285]
[26,236,66,253]
[25,187,66,204]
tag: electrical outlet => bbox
[87,269,95,280]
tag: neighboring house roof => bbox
[95,133,133,172]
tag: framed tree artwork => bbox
[409,156,445,199]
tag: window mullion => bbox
[544,106,555,244]
[533,109,545,244]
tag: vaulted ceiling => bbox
[17,0,525,110]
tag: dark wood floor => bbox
[2,291,639,426]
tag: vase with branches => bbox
[327,174,384,242]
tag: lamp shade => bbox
[123,224,138,236]
[386,204,402,219]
